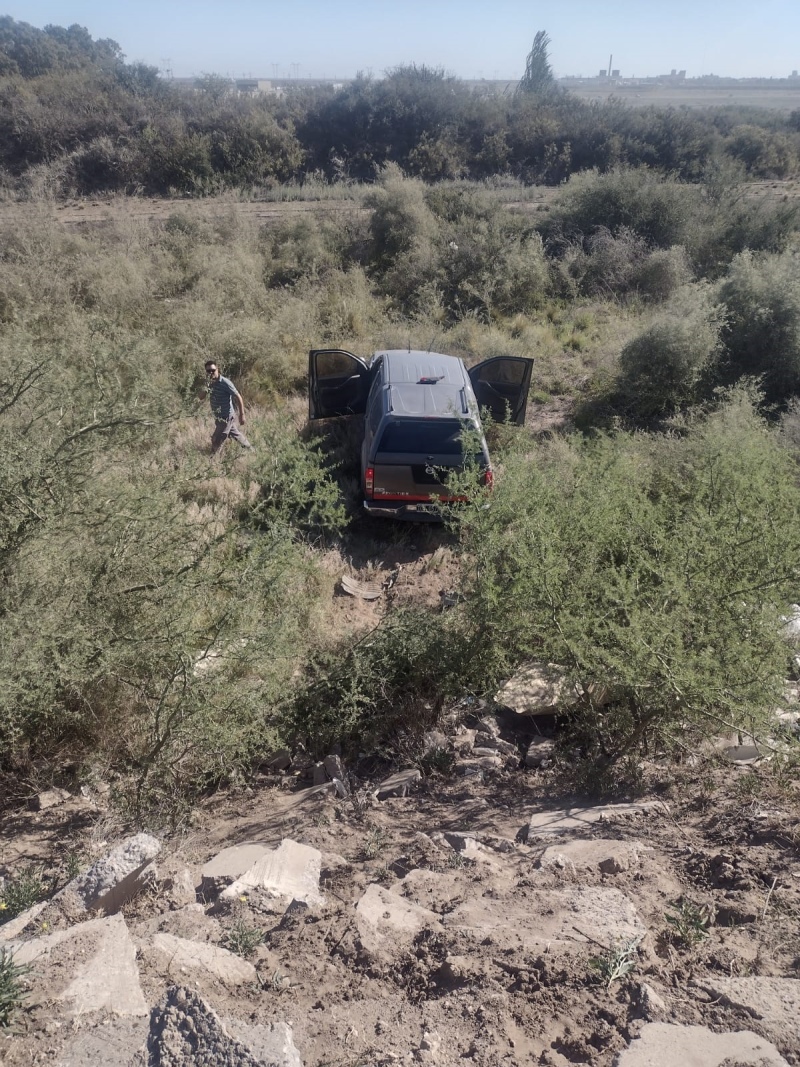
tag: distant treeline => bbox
[2,16,800,196]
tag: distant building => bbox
[235,78,273,95]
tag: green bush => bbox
[717,250,800,402]
[455,391,800,783]
[617,287,722,416]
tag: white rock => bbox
[221,838,324,907]
[496,663,610,715]
[34,787,71,811]
[614,1023,788,1066]
[8,914,147,1018]
[144,932,257,986]
[697,977,800,1047]
[200,842,270,898]
[0,901,47,941]
[535,839,642,874]
[70,833,161,914]
[374,769,421,799]
[525,737,556,767]
[525,801,667,841]
[444,886,645,950]
[355,883,441,955]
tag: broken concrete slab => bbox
[697,976,800,1048]
[355,882,442,955]
[226,1019,303,1067]
[133,902,221,944]
[220,838,324,908]
[69,833,161,914]
[535,838,643,875]
[374,768,421,799]
[143,932,256,986]
[200,842,271,899]
[143,986,302,1066]
[524,801,667,842]
[614,1023,789,1066]
[443,886,646,951]
[0,900,47,941]
[9,913,148,1018]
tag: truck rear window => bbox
[377,419,466,455]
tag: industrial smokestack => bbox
[608,54,612,77]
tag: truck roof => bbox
[374,350,473,419]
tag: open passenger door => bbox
[308,349,371,420]
[468,357,534,426]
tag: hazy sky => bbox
[5,1,800,81]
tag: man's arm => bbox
[234,392,246,425]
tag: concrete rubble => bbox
[200,842,270,899]
[524,736,555,767]
[614,1022,789,1066]
[524,801,667,841]
[535,838,643,874]
[355,882,442,955]
[142,933,257,986]
[8,913,148,1018]
[373,768,421,799]
[141,986,302,1067]
[220,838,324,907]
[495,661,610,715]
[69,833,162,914]
[696,976,800,1047]
[443,886,646,949]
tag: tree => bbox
[518,30,555,95]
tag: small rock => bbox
[68,833,161,914]
[374,769,421,800]
[33,787,71,811]
[475,716,501,737]
[355,883,441,955]
[423,730,448,753]
[163,866,197,906]
[525,737,556,768]
[475,734,517,756]
[143,933,257,987]
[266,749,292,772]
[636,982,667,1020]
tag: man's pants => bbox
[211,416,251,453]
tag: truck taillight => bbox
[365,466,374,498]
[483,468,494,490]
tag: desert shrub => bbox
[288,608,462,755]
[545,167,702,250]
[716,250,800,402]
[365,165,441,312]
[632,246,693,301]
[455,390,800,780]
[0,335,336,814]
[616,287,722,416]
[725,124,798,179]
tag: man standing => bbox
[205,361,251,453]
